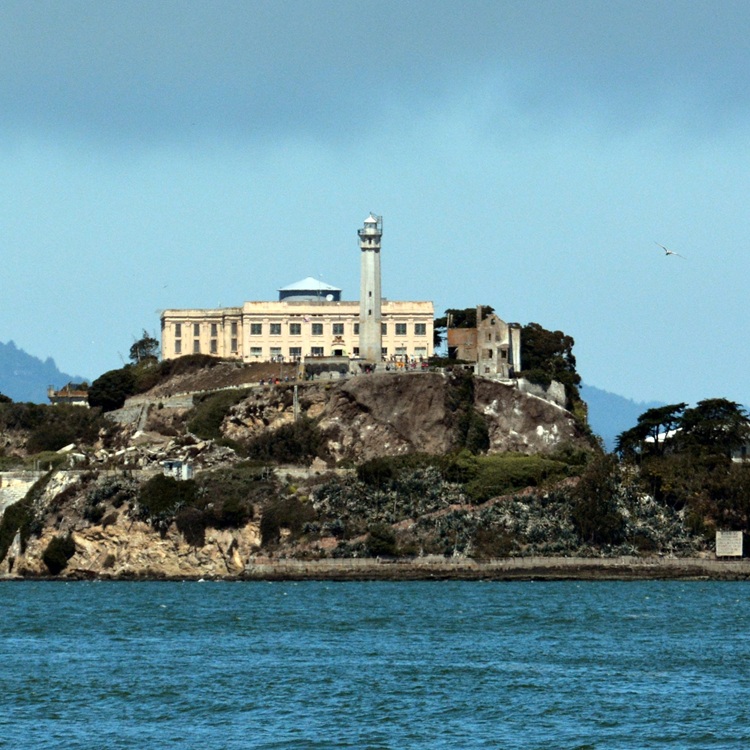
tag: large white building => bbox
[160,216,434,364]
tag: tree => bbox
[677,398,750,457]
[570,454,625,546]
[615,403,687,458]
[129,330,160,364]
[0,392,11,404]
[519,322,582,410]
[88,367,137,412]
[437,306,495,332]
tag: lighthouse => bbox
[358,213,383,363]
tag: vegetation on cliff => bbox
[614,398,750,537]
[3,342,748,577]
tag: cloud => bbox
[2,0,749,144]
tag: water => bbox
[1,580,749,749]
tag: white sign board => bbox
[716,530,744,558]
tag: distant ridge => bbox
[582,383,663,451]
[0,340,88,404]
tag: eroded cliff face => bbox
[5,522,261,579]
[222,372,588,463]
[474,378,582,453]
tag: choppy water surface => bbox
[1,580,749,749]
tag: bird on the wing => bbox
[655,242,685,259]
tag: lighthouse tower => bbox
[358,213,383,363]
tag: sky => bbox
[2,0,749,406]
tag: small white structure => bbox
[716,530,744,558]
[162,460,194,481]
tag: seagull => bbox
[655,242,685,259]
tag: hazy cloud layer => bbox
[2,1,749,142]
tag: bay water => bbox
[1,580,749,749]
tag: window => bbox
[175,340,182,354]
[381,323,387,334]
[396,346,407,355]
[354,323,359,334]
[289,347,302,358]
[210,339,218,354]
[250,323,262,335]
[231,321,238,336]
[174,323,182,337]
[381,347,388,356]
[250,347,262,357]
[415,347,427,356]
[395,323,407,336]
[312,323,323,336]
[353,347,360,356]
[230,338,238,352]
[270,323,281,335]
[501,349,508,359]
[414,323,426,336]
[193,323,200,337]
[210,323,218,337]
[289,323,301,335]
[311,346,324,356]
[270,347,282,359]
[332,323,344,336]
[193,340,200,353]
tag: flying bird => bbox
[655,242,685,259]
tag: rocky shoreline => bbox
[4,555,750,582]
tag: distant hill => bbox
[0,340,88,404]
[582,383,663,451]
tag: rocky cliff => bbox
[0,366,598,579]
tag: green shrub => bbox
[244,417,328,466]
[187,388,251,440]
[465,454,568,503]
[175,507,207,547]
[260,497,316,546]
[84,503,106,524]
[471,526,517,559]
[42,534,76,575]
[88,367,138,411]
[365,523,398,557]
[138,474,197,519]
[0,402,105,451]
[570,455,625,546]
[194,465,270,529]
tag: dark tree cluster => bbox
[616,398,750,533]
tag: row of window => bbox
[248,322,427,336]
[174,322,239,338]
[174,321,427,338]
[174,338,238,355]
[246,346,429,359]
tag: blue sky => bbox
[2,0,749,405]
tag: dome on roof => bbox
[278,276,342,302]
[279,276,340,292]
[363,213,378,224]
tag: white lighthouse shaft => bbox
[358,213,383,363]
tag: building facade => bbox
[447,306,521,377]
[160,216,434,364]
[161,299,434,363]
